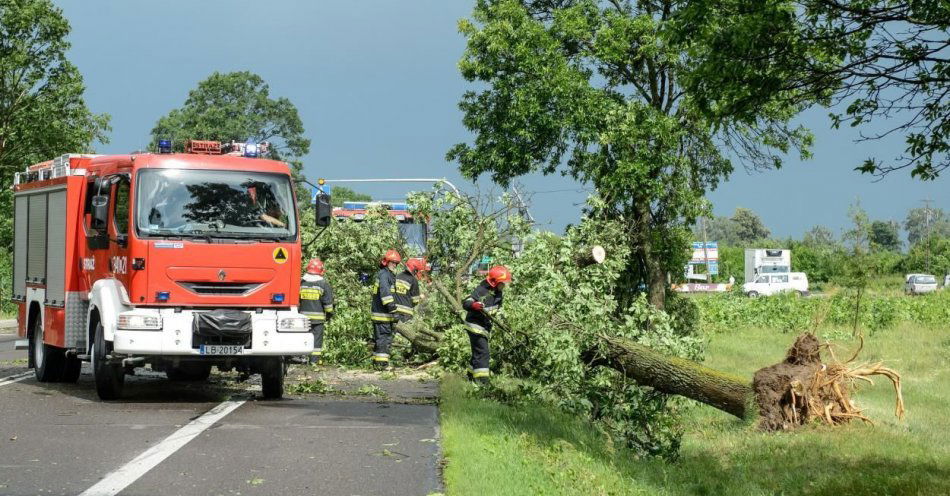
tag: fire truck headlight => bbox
[278,317,309,332]
[117,313,163,330]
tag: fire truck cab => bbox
[11,141,326,400]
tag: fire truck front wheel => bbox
[30,315,65,383]
[260,359,285,400]
[92,323,125,400]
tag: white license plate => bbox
[199,345,244,355]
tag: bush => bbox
[694,290,950,335]
[0,250,15,317]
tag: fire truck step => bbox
[14,340,28,351]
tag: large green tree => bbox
[869,220,901,252]
[904,206,950,246]
[449,0,810,309]
[0,0,110,247]
[686,0,949,179]
[151,71,310,161]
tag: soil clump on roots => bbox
[752,333,905,431]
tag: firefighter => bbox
[300,258,334,365]
[393,259,426,322]
[461,265,511,384]
[371,250,402,370]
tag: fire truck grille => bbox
[177,282,262,296]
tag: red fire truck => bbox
[10,140,331,400]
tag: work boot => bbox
[475,376,490,386]
[309,354,323,366]
[373,360,389,371]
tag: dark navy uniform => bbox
[461,280,503,379]
[393,270,422,322]
[300,274,334,362]
[371,267,398,366]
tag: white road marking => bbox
[0,372,32,387]
[78,400,245,496]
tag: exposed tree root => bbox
[753,333,904,431]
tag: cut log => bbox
[394,321,441,354]
[573,245,606,268]
[590,335,754,419]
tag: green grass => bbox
[440,323,950,495]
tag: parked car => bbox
[743,272,809,297]
[905,274,938,295]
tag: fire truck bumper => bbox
[112,308,313,356]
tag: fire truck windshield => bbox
[135,169,296,240]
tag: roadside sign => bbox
[690,241,718,263]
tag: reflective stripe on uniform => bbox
[303,312,326,320]
[324,305,334,313]
[411,296,421,304]
[372,353,390,362]
[394,304,414,315]
[300,288,323,300]
[472,368,490,378]
[380,295,395,305]
[371,312,396,322]
[466,322,489,336]
[310,350,323,356]
[394,279,412,292]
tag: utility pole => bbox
[701,216,711,283]
[922,198,934,273]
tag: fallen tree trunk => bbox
[589,336,754,419]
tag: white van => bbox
[905,274,938,295]
[743,272,809,297]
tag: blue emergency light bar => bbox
[244,142,259,158]
[158,140,172,153]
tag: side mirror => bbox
[91,194,109,229]
[315,192,332,227]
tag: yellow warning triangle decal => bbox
[273,247,288,264]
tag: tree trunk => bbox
[573,245,606,268]
[590,335,754,419]
[632,201,666,310]
[393,320,441,355]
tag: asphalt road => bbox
[0,343,443,496]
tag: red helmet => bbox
[486,265,512,287]
[306,258,325,275]
[405,258,427,275]
[381,249,402,267]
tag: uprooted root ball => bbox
[752,333,904,431]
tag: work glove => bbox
[470,301,484,312]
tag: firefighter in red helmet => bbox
[393,258,426,323]
[370,250,402,369]
[300,258,334,365]
[461,265,511,384]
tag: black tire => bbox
[166,363,212,381]
[92,323,124,400]
[747,291,759,298]
[60,354,82,383]
[31,315,65,383]
[261,359,285,399]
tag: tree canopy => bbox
[329,186,373,207]
[685,0,950,179]
[0,0,110,247]
[150,71,310,160]
[449,0,809,309]
[869,220,901,252]
[904,206,950,246]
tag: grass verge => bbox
[440,322,950,495]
